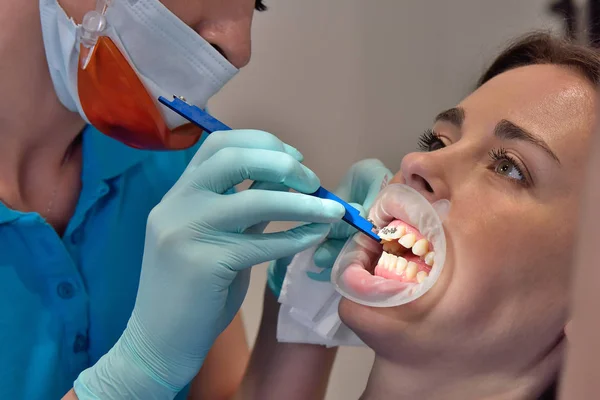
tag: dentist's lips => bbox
[330,184,447,306]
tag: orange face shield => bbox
[77,37,202,150]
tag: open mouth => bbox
[330,184,447,307]
[375,220,435,284]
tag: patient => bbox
[235,32,600,400]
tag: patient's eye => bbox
[417,129,445,152]
[489,148,530,187]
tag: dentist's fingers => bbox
[191,148,321,194]
[227,224,333,271]
[188,129,303,169]
[327,203,364,240]
[168,130,303,196]
[312,239,347,271]
[215,190,344,232]
[244,181,291,234]
[335,159,393,208]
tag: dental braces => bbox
[368,218,380,233]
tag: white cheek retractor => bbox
[330,184,449,307]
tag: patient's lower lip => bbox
[341,264,406,297]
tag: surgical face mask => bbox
[330,184,450,307]
[39,0,239,150]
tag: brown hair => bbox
[476,31,600,400]
[477,31,600,88]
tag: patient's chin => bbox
[338,297,360,326]
[337,298,379,344]
[337,289,449,351]
[338,297,404,342]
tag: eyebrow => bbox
[434,106,560,165]
[434,107,465,127]
[494,119,561,164]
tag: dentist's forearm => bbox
[62,288,335,400]
[63,389,78,400]
[234,287,337,400]
[188,312,250,400]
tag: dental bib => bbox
[276,244,366,347]
[331,184,449,307]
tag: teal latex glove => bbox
[73,130,345,400]
[267,159,393,296]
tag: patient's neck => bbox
[360,346,562,400]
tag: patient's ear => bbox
[565,320,572,341]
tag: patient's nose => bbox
[399,152,450,202]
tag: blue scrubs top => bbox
[0,125,204,399]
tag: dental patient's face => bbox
[59,0,257,68]
[339,64,597,367]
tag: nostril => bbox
[411,174,434,194]
[424,181,434,193]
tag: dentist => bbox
[0,0,389,399]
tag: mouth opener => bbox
[158,95,381,242]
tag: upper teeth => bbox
[388,225,405,239]
[379,225,405,240]
[399,233,416,248]
[424,252,435,266]
[378,221,436,272]
[412,239,428,256]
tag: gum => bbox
[382,220,426,244]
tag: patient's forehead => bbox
[458,64,596,165]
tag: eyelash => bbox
[416,129,531,187]
[255,0,267,11]
[488,148,529,186]
[417,129,443,152]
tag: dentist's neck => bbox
[361,346,562,400]
[0,3,84,210]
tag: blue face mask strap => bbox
[158,95,381,243]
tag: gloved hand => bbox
[267,159,393,296]
[73,130,345,400]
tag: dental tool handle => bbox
[159,96,231,133]
[158,95,381,242]
[308,187,381,242]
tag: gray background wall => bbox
[209,1,562,398]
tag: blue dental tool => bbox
[158,95,381,243]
